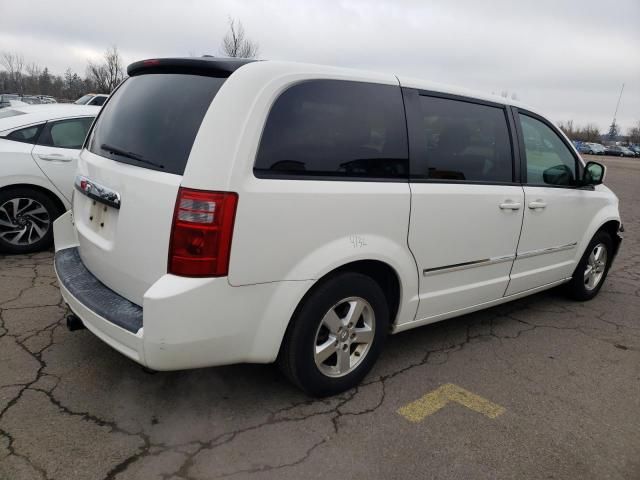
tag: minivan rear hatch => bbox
[74,58,253,305]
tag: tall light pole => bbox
[608,83,625,140]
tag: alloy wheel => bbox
[314,296,375,378]
[0,197,51,246]
[584,242,607,291]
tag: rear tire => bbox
[278,272,389,397]
[0,187,61,254]
[565,231,613,301]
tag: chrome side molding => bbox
[423,254,515,276]
[74,175,121,210]
[423,242,578,276]
[516,242,577,259]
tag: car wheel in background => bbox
[0,187,61,254]
[278,272,389,397]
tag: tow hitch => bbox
[66,314,86,331]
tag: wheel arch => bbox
[576,209,622,272]
[253,234,420,364]
[274,258,406,364]
[0,183,68,218]
[596,219,622,259]
[306,259,403,328]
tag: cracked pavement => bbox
[1,155,639,480]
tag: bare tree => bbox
[558,121,603,142]
[629,121,640,145]
[23,62,42,94]
[0,52,25,76]
[86,46,125,93]
[558,120,576,138]
[581,123,601,143]
[86,63,108,93]
[25,62,41,77]
[103,46,125,90]
[221,18,259,58]
[0,51,25,93]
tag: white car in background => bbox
[37,95,58,104]
[74,93,109,106]
[0,99,28,109]
[0,104,99,253]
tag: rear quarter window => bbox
[38,117,94,149]
[4,124,44,144]
[254,80,408,180]
[87,74,226,175]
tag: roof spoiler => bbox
[127,57,257,77]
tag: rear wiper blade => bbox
[100,143,165,170]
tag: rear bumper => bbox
[53,211,313,371]
[55,248,142,334]
[56,257,145,363]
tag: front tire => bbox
[0,188,60,254]
[565,231,613,301]
[278,272,389,397]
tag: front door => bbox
[402,88,524,322]
[506,110,604,295]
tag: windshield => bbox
[74,94,94,105]
[89,95,107,106]
[87,73,226,175]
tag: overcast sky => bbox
[1,0,638,132]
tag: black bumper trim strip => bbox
[55,247,143,333]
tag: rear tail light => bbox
[168,188,238,277]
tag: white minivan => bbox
[54,58,622,396]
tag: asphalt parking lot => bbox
[1,154,639,480]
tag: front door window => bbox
[520,114,577,186]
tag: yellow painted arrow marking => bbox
[397,383,505,422]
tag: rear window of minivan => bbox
[87,74,225,175]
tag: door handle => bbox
[528,200,547,210]
[499,201,522,210]
[37,153,74,162]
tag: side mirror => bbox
[543,164,574,185]
[582,161,606,186]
